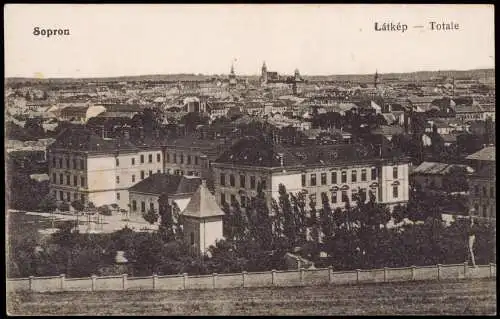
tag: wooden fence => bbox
[7,263,496,293]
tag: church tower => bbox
[261,61,268,85]
[374,69,379,88]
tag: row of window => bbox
[116,153,161,167]
[117,169,163,184]
[51,157,85,170]
[52,173,86,187]
[165,153,200,166]
[220,173,267,189]
[301,167,398,187]
[472,203,495,218]
[131,200,155,213]
[54,190,85,203]
[166,169,201,177]
[472,185,495,198]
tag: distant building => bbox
[411,161,473,195]
[59,104,106,123]
[465,147,495,219]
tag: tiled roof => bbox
[466,147,495,162]
[412,162,473,175]
[129,174,201,196]
[182,181,224,219]
[49,127,136,153]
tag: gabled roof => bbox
[412,161,473,175]
[466,147,495,162]
[129,174,201,196]
[182,181,224,219]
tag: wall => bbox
[8,263,496,293]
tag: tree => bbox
[158,194,175,241]
[39,194,58,229]
[143,208,159,225]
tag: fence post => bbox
[383,267,388,283]
[29,276,34,292]
[328,266,333,284]
[411,266,416,281]
[490,263,494,278]
[91,275,97,292]
[60,274,65,290]
[300,268,304,286]
[356,269,361,284]
[437,264,442,281]
[153,274,158,290]
[464,262,468,279]
[122,274,128,290]
[183,273,188,290]
[242,271,247,288]
[212,273,217,289]
[272,269,276,286]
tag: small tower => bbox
[261,61,268,85]
[374,69,379,89]
[181,180,225,255]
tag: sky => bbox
[4,4,495,78]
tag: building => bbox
[465,147,495,219]
[128,174,201,217]
[48,128,163,210]
[181,180,225,255]
[59,104,106,123]
[411,162,473,195]
[212,137,410,212]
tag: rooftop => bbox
[129,174,201,196]
[465,146,495,162]
[412,162,474,175]
[182,181,225,219]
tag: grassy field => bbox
[7,279,496,315]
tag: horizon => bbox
[5,4,495,78]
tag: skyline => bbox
[4,4,495,78]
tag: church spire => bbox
[374,69,379,88]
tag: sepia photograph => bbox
[4,3,496,315]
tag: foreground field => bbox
[7,278,496,315]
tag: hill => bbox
[7,279,496,315]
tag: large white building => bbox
[212,137,411,211]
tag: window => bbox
[173,153,177,163]
[220,173,226,186]
[393,166,398,179]
[351,170,357,183]
[81,194,85,203]
[180,154,184,164]
[250,176,256,189]
[59,158,63,168]
[393,186,399,198]
[230,194,236,204]
[230,175,235,187]
[132,200,137,211]
[67,192,71,201]
[331,191,338,203]
[140,155,144,164]
[132,175,136,183]
[141,171,145,180]
[74,193,78,200]
[195,156,199,165]
[190,232,195,246]
[59,191,63,201]
[149,170,152,177]
[341,191,348,202]
[361,169,367,182]
[331,171,338,184]
[187,155,191,165]
[166,153,170,163]
[66,175,70,185]
[261,178,267,189]
[66,158,70,168]
[474,185,479,195]
[81,177,85,187]
[148,154,153,163]
[341,171,347,183]
[80,159,85,170]
[73,159,77,169]
[310,174,317,186]
[73,176,78,186]
[52,173,56,183]
[241,195,247,208]
[131,158,135,165]
[141,201,146,213]
[60,174,63,184]
[116,158,120,167]
[52,157,56,167]
[371,168,377,180]
[482,187,487,197]
[221,193,226,204]
[360,188,367,202]
[321,173,327,185]
[157,153,161,162]
[157,169,161,174]
[115,176,120,184]
[301,174,306,187]
[240,175,246,188]
[117,192,120,200]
